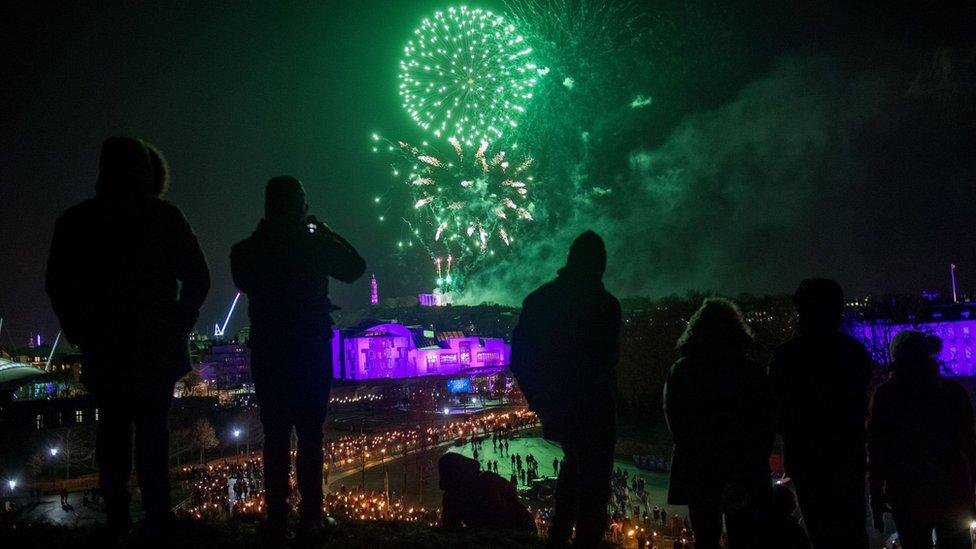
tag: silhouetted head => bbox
[95,137,155,196]
[146,142,168,197]
[889,330,941,379]
[264,176,308,222]
[677,297,753,356]
[794,278,844,333]
[558,230,606,280]
[438,452,480,492]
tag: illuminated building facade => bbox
[418,290,452,307]
[197,344,252,389]
[332,322,509,381]
[854,304,976,376]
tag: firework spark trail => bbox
[398,6,539,147]
[370,132,536,288]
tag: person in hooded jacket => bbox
[46,137,210,535]
[510,230,622,549]
[664,298,775,549]
[868,330,976,549]
[438,452,536,532]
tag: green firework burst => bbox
[398,6,538,146]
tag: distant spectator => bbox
[664,298,775,549]
[439,452,536,532]
[769,279,872,548]
[868,331,976,549]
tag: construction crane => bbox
[213,292,242,338]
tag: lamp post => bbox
[233,429,241,457]
[49,447,59,490]
[5,479,16,498]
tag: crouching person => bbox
[438,452,536,533]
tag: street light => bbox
[7,479,16,490]
[233,429,241,456]
[48,447,60,490]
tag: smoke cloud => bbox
[460,50,976,305]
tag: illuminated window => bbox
[478,351,501,363]
[36,414,44,429]
[75,410,83,423]
[95,408,99,422]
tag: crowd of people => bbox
[323,410,538,473]
[44,138,976,547]
[634,455,671,473]
[663,282,975,549]
[180,459,264,519]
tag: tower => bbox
[370,274,379,305]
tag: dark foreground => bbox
[1,517,548,549]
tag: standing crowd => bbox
[45,137,976,548]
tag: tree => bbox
[178,370,202,397]
[50,426,95,479]
[189,419,218,464]
[169,426,194,467]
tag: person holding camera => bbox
[231,176,365,540]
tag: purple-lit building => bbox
[854,304,976,376]
[197,343,252,389]
[331,322,509,381]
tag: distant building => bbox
[418,290,452,307]
[196,344,252,389]
[332,322,509,381]
[370,274,379,305]
[855,303,976,376]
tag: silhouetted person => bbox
[868,331,976,549]
[46,137,210,535]
[438,452,536,532]
[664,298,775,549]
[769,279,872,548]
[231,176,365,539]
[510,230,621,549]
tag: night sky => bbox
[2,1,975,343]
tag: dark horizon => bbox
[3,0,975,343]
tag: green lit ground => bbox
[349,430,686,517]
[447,436,687,516]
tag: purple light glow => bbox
[854,318,976,376]
[333,322,509,381]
